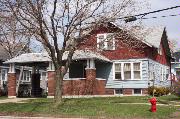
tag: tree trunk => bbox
[54,68,63,104]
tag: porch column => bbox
[47,61,55,98]
[85,59,96,94]
[8,63,16,98]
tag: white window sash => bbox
[114,62,142,80]
[97,33,115,50]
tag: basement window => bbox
[114,89,123,95]
[133,89,142,95]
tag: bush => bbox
[172,81,180,96]
[148,86,170,97]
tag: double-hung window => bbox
[23,71,31,82]
[124,63,131,80]
[133,63,141,79]
[114,62,141,80]
[41,72,47,80]
[97,33,115,50]
[1,69,7,81]
[115,64,122,80]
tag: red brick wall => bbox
[63,80,115,95]
[142,88,148,95]
[48,69,112,96]
[8,73,16,97]
[123,89,132,95]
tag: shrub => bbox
[148,86,170,97]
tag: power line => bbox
[139,14,180,20]
[123,5,180,22]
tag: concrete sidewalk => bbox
[0,98,35,103]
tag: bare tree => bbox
[0,14,30,59]
[0,0,147,104]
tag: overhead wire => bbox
[119,5,180,20]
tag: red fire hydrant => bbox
[149,97,157,112]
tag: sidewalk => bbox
[0,98,35,103]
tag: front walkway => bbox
[0,98,36,103]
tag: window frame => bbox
[97,33,115,50]
[132,88,142,95]
[22,70,31,82]
[114,62,142,80]
[40,71,47,81]
[1,69,7,81]
[114,89,123,95]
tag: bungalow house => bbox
[0,43,47,96]
[171,51,180,80]
[4,23,172,98]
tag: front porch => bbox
[4,50,112,98]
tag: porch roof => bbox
[4,50,111,64]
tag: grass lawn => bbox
[0,96,179,119]
[0,96,7,100]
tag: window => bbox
[114,62,141,80]
[124,63,131,80]
[23,71,31,82]
[41,72,47,80]
[115,89,123,95]
[115,64,122,80]
[97,33,115,50]
[133,89,142,95]
[69,62,86,78]
[133,63,141,79]
[1,69,7,81]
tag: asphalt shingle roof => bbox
[4,50,111,64]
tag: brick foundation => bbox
[63,79,109,95]
[8,73,16,97]
[142,88,148,95]
[47,71,55,96]
[123,89,132,95]
[47,69,148,96]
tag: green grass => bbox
[0,96,7,100]
[0,96,178,118]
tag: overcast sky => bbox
[140,0,180,50]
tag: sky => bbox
[140,0,180,51]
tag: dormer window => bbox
[97,33,115,50]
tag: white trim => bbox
[96,78,106,80]
[132,89,142,95]
[97,33,115,50]
[8,96,16,98]
[63,78,86,80]
[8,63,15,73]
[113,62,142,80]
[47,62,55,71]
[114,89,123,96]
[47,96,54,98]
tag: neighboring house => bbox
[0,43,47,96]
[4,23,172,97]
[171,51,180,80]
